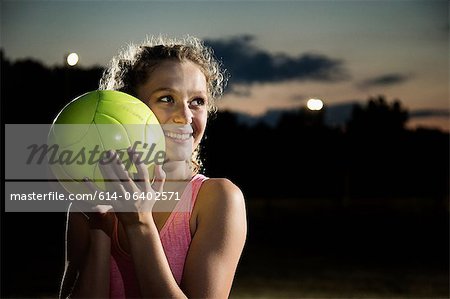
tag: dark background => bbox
[1,51,449,298]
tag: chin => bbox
[165,147,193,162]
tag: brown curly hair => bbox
[99,35,227,173]
[99,35,226,113]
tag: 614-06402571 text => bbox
[9,191,180,201]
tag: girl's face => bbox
[136,60,208,162]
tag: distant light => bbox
[67,53,79,66]
[307,98,324,111]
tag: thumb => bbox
[152,164,166,192]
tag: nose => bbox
[173,102,193,124]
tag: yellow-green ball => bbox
[48,90,165,193]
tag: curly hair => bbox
[99,35,227,173]
[99,35,226,113]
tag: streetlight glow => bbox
[307,98,324,111]
[67,53,79,66]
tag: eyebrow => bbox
[151,87,207,96]
[152,87,176,94]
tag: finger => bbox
[109,150,136,191]
[98,151,128,193]
[128,148,151,191]
[152,164,166,193]
[98,150,117,180]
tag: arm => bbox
[98,150,247,297]
[181,178,247,298]
[59,203,113,299]
[123,178,247,298]
[93,150,183,297]
[125,217,186,298]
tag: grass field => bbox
[229,197,449,298]
[2,197,448,298]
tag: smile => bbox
[164,131,193,141]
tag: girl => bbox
[59,36,247,298]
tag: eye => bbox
[190,97,206,107]
[158,95,175,103]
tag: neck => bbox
[162,160,193,181]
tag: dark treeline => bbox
[204,101,449,202]
[1,51,104,124]
[2,52,449,202]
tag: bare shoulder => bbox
[191,178,246,233]
[198,178,245,209]
[201,178,243,196]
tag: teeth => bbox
[164,131,192,140]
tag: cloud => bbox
[358,73,412,89]
[226,84,252,97]
[205,35,349,85]
[290,94,308,102]
[409,109,449,118]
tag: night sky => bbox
[1,0,448,131]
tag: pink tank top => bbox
[109,174,208,298]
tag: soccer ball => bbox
[48,90,165,194]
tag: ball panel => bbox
[54,91,99,124]
[52,161,92,194]
[97,91,151,124]
[57,124,103,183]
[98,90,141,104]
[94,114,132,150]
[48,123,93,149]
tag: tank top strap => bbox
[187,174,209,215]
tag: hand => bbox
[84,148,166,227]
[72,200,115,236]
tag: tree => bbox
[346,95,409,134]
